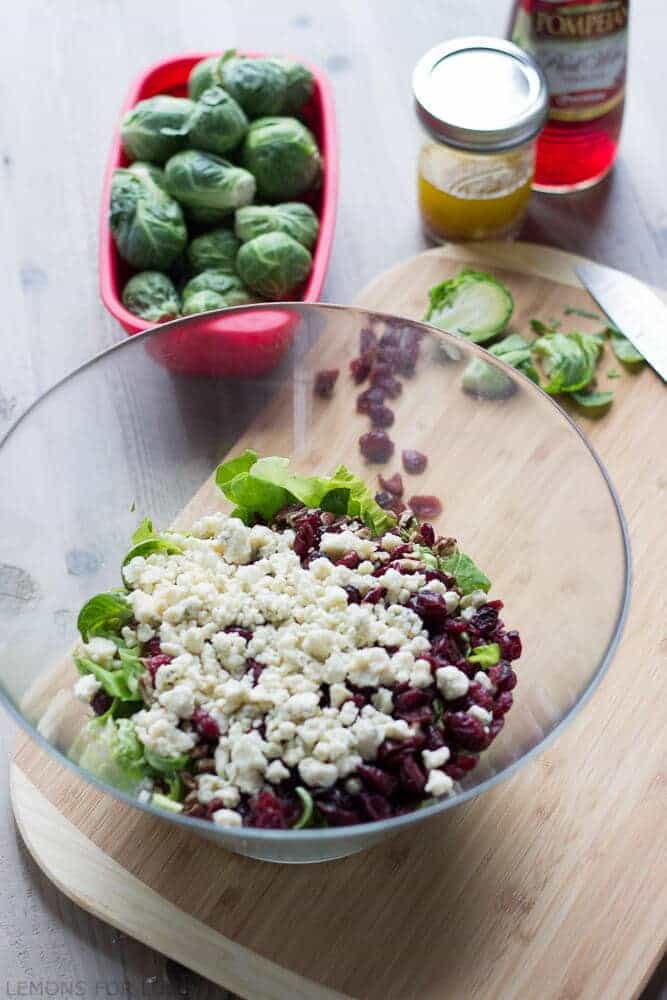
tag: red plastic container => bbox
[99,52,338,376]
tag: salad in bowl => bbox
[72,451,521,832]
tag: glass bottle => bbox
[509,0,629,193]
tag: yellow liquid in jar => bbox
[418,141,534,241]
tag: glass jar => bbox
[413,38,549,242]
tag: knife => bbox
[575,261,667,382]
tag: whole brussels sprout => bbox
[120,96,193,163]
[181,290,228,316]
[127,161,167,188]
[164,150,255,216]
[270,58,315,114]
[187,56,221,100]
[236,232,312,299]
[187,228,240,274]
[242,117,321,201]
[182,269,255,307]
[219,55,288,117]
[183,87,248,155]
[122,271,180,323]
[109,169,187,270]
[235,202,319,249]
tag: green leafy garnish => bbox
[77,591,133,642]
[564,305,601,321]
[122,536,184,568]
[571,390,614,411]
[490,333,540,384]
[151,793,184,813]
[215,450,396,536]
[144,747,190,774]
[70,717,146,791]
[532,331,601,394]
[467,643,501,667]
[293,786,314,829]
[530,318,558,336]
[608,327,644,365]
[607,369,621,379]
[74,656,143,703]
[131,516,156,544]
[423,268,514,344]
[432,698,444,724]
[439,549,490,595]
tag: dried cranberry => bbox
[314,368,339,398]
[500,630,522,661]
[488,717,505,740]
[408,591,449,631]
[445,712,488,752]
[471,604,499,635]
[378,472,404,497]
[394,687,434,724]
[397,328,421,375]
[293,520,316,558]
[350,355,373,383]
[454,753,478,772]
[246,658,264,684]
[359,429,394,463]
[224,626,253,641]
[423,725,447,750]
[467,682,494,711]
[488,661,517,692]
[359,327,378,356]
[247,790,287,829]
[493,691,514,717]
[338,550,360,569]
[91,690,113,716]
[144,653,172,681]
[359,793,393,821]
[418,522,435,547]
[375,490,395,510]
[372,374,402,398]
[398,754,427,796]
[357,764,398,797]
[402,449,427,474]
[356,386,386,413]
[369,403,395,428]
[143,637,162,657]
[345,585,362,604]
[362,586,385,604]
[409,495,442,518]
[352,692,367,709]
[192,708,220,742]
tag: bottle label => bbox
[511,1,628,121]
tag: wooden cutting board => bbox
[11,243,667,1000]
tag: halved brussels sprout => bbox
[181,290,228,316]
[186,228,241,274]
[187,56,221,100]
[235,202,319,249]
[120,96,193,164]
[219,54,288,117]
[183,87,248,155]
[270,58,315,114]
[242,117,321,201]
[182,269,255,307]
[109,169,187,270]
[164,150,256,216]
[122,271,180,323]
[236,232,312,299]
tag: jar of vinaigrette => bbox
[413,38,548,241]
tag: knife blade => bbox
[575,261,667,382]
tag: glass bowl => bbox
[0,303,630,863]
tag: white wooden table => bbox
[1,2,666,995]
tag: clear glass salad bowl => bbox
[0,303,630,863]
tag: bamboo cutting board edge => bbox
[10,240,667,1000]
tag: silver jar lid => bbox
[413,37,549,153]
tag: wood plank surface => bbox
[10,241,667,1000]
[2,1,667,997]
